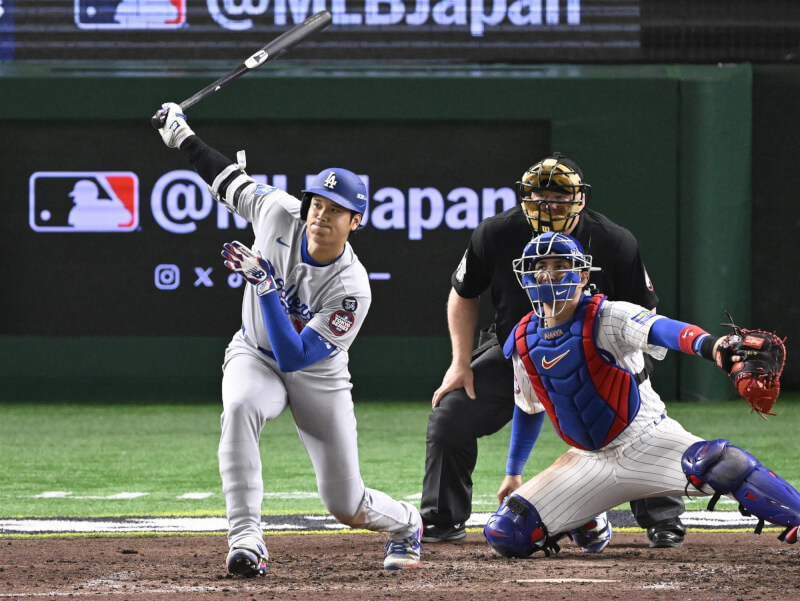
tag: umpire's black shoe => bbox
[647,519,686,548]
[421,523,467,543]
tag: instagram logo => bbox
[155,264,180,290]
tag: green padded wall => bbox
[0,63,751,401]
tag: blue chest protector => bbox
[503,295,641,451]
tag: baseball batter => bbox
[154,103,423,574]
[484,232,798,558]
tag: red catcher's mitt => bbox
[715,317,787,419]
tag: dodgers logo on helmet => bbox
[29,171,139,232]
[75,0,186,30]
[302,168,368,215]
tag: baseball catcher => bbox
[484,232,798,560]
[714,315,786,419]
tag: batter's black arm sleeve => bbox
[180,136,235,186]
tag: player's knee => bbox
[682,439,758,494]
[483,494,550,558]
[325,501,361,528]
[427,394,477,446]
[318,484,363,527]
[222,388,262,421]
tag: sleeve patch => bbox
[329,310,355,336]
[342,296,358,312]
[254,184,277,196]
[454,251,467,283]
[631,310,658,325]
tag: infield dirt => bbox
[2,531,797,600]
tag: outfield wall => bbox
[751,65,800,392]
[0,63,755,401]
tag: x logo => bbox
[194,267,214,287]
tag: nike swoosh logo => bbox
[555,289,567,297]
[681,330,692,339]
[277,237,290,248]
[541,350,570,369]
[488,529,509,538]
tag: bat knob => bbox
[151,109,167,130]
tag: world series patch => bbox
[329,310,355,336]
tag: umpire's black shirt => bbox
[452,205,659,344]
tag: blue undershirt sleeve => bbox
[648,316,710,355]
[506,406,545,476]
[257,291,334,372]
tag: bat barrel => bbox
[150,11,332,131]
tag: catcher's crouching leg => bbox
[682,439,800,543]
[484,494,559,558]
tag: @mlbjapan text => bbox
[206,0,581,36]
[151,169,517,240]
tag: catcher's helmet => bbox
[301,168,368,222]
[513,232,597,318]
[515,152,591,234]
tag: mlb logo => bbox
[75,0,186,30]
[29,171,139,233]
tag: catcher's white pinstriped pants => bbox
[515,415,705,536]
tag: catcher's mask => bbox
[515,153,591,234]
[300,168,368,228]
[513,232,598,319]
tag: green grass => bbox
[1,396,799,517]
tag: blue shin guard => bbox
[484,494,557,558]
[682,439,800,540]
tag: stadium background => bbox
[0,0,798,405]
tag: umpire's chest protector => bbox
[511,295,641,450]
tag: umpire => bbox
[420,153,687,548]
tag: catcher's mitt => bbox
[715,314,787,419]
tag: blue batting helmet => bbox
[300,168,368,220]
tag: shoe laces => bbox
[385,535,425,556]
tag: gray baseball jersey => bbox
[510,300,703,535]
[236,185,371,356]
[218,183,419,555]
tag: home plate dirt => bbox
[1,531,795,600]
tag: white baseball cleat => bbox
[226,543,268,577]
[383,513,425,570]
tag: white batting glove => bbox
[156,102,195,149]
[221,241,277,296]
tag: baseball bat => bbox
[151,10,332,129]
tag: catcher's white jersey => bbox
[512,300,670,447]
[234,184,371,357]
[510,299,704,535]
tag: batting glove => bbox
[221,241,277,296]
[156,102,195,149]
